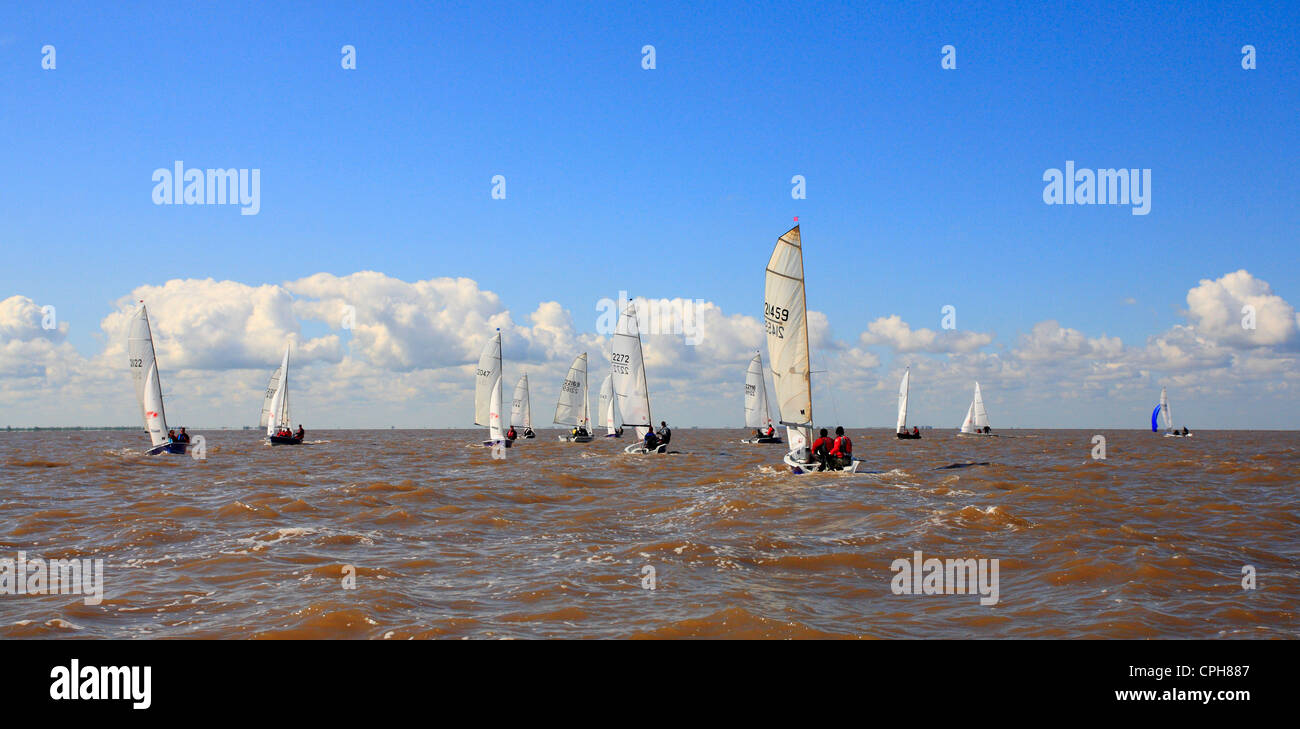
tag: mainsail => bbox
[611,302,652,439]
[744,352,773,429]
[475,330,502,429]
[554,353,590,427]
[511,373,531,429]
[598,374,619,434]
[764,225,812,454]
[263,345,291,436]
[127,304,169,448]
[896,367,910,433]
[1160,386,1173,431]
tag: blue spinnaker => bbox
[1151,405,1161,432]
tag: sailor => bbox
[176,427,191,444]
[506,425,517,442]
[657,421,671,446]
[166,429,177,443]
[829,426,853,468]
[912,426,919,436]
[295,425,305,440]
[643,428,660,451]
[1182,426,1189,435]
[982,425,991,434]
[810,428,833,471]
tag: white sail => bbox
[264,345,291,436]
[599,374,619,434]
[258,365,283,428]
[972,382,989,429]
[611,302,652,439]
[474,330,502,428]
[896,367,910,433]
[511,373,531,428]
[488,377,505,441]
[127,305,169,447]
[960,402,975,433]
[765,225,812,453]
[553,353,590,427]
[1160,386,1173,431]
[744,352,773,429]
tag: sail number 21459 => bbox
[764,303,789,338]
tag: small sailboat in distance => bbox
[511,373,535,438]
[128,303,187,455]
[475,328,510,448]
[741,351,782,444]
[556,353,594,442]
[958,382,997,436]
[261,343,302,444]
[1153,386,1192,437]
[765,225,863,473]
[896,367,920,439]
[613,300,666,454]
[598,374,623,437]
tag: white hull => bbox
[1163,433,1193,438]
[783,452,864,474]
[558,435,594,443]
[958,432,999,437]
[741,437,783,444]
[624,443,667,454]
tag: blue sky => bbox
[1,1,1298,428]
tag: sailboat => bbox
[1153,386,1192,437]
[765,225,862,473]
[555,353,593,442]
[958,382,996,436]
[740,351,782,444]
[896,367,920,439]
[612,300,664,454]
[475,328,510,448]
[598,374,623,437]
[127,303,186,455]
[511,373,535,438]
[261,343,302,444]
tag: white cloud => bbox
[1185,269,1299,349]
[859,314,993,353]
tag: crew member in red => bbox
[506,425,518,442]
[911,426,919,436]
[809,428,834,471]
[765,424,775,438]
[829,426,853,469]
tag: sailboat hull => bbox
[558,435,594,443]
[741,436,783,444]
[783,452,864,474]
[624,443,666,454]
[482,439,513,448]
[957,432,999,438]
[1163,433,1193,438]
[146,442,188,456]
[269,435,303,445]
[896,432,922,440]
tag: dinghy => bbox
[612,301,666,454]
[896,367,921,439]
[740,351,782,444]
[261,343,302,444]
[127,303,186,455]
[958,382,997,436]
[1153,386,1192,437]
[598,374,623,437]
[511,373,535,438]
[764,225,865,473]
[555,353,594,442]
[475,329,511,448]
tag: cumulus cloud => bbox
[858,314,993,353]
[1185,270,1299,349]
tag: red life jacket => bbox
[810,436,833,454]
[831,436,852,456]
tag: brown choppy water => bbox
[0,428,1296,639]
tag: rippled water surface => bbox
[1,428,1296,638]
